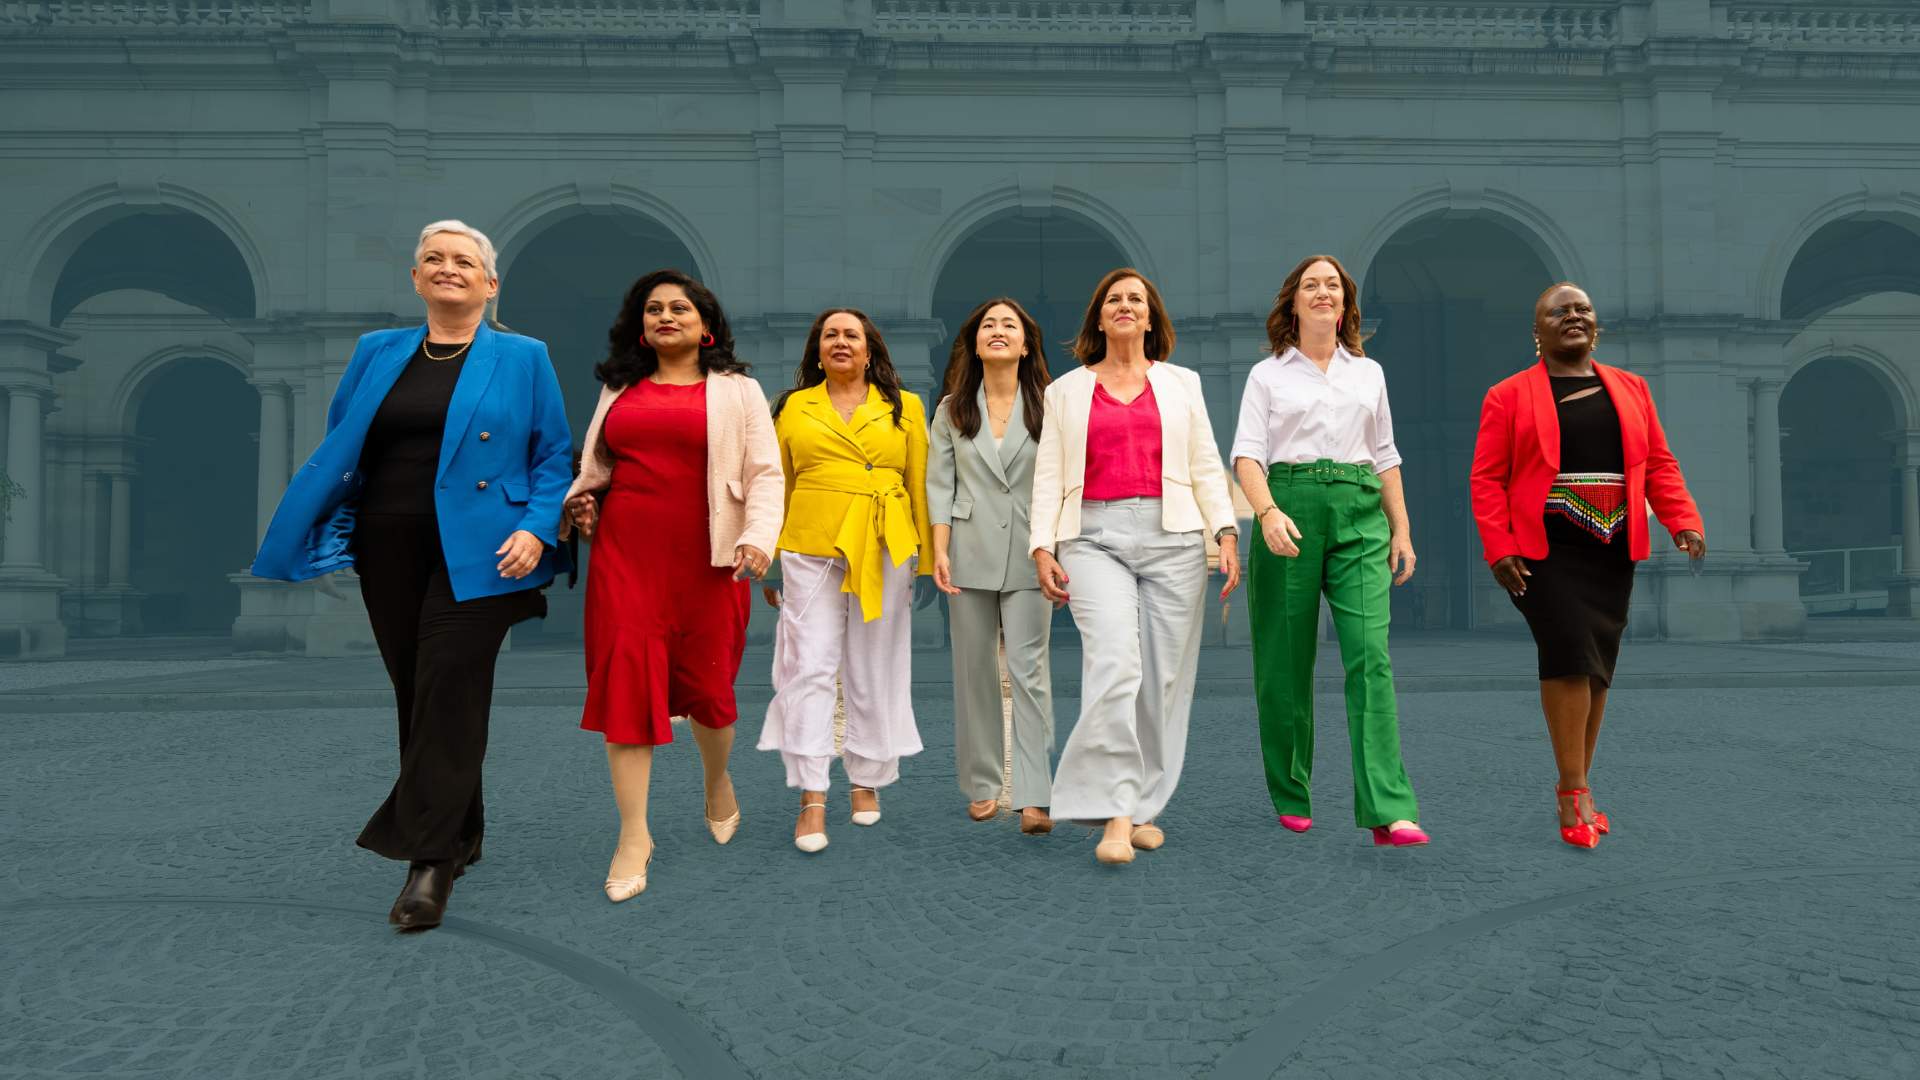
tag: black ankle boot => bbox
[454,835,484,879]
[388,861,455,931]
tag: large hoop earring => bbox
[701,332,715,347]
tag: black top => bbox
[1548,374,1627,551]
[357,342,468,516]
[1551,375,1624,473]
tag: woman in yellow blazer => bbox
[758,308,934,854]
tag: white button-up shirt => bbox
[1229,346,1403,472]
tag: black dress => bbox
[1511,374,1634,684]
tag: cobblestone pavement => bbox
[2,663,1917,1079]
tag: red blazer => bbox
[1470,360,1703,565]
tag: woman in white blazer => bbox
[928,297,1056,835]
[561,269,782,902]
[1029,268,1241,866]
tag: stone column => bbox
[2,384,48,571]
[1889,433,1920,619]
[1750,377,1785,554]
[0,320,76,657]
[253,381,290,545]
[108,472,133,588]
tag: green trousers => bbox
[1248,461,1419,827]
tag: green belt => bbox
[1267,459,1381,489]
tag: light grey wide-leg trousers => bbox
[1048,498,1207,824]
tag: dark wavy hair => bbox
[772,308,906,428]
[939,297,1050,441]
[595,268,749,389]
[1072,267,1176,365]
[1265,254,1367,358]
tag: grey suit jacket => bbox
[927,387,1041,592]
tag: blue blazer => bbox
[251,322,575,602]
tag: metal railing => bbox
[1793,545,1905,613]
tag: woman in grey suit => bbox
[928,298,1057,835]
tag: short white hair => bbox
[414,219,499,281]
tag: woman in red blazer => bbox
[1470,283,1705,849]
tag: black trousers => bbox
[353,513,545,863]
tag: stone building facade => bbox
[1,0,1916,655]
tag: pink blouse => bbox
[1083,379,1163,501]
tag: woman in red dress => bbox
[562,269,783,901]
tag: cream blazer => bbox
[561,371,783,566]
[1028,361,1238,556]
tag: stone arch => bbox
[1359,202,1566,632]
[5,181,271,324]
[1758,192,1920,321]
[1352,184,1582,298]
[910,182,1157,320]
[112,343,256,435]
[492,183,721,296]
[1784,341,1915,433]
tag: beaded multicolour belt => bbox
[1546,472,1627,542]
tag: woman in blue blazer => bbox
[253,220,573,931]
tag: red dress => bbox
[581,380,751,744]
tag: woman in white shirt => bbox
[1230,254,1429,847]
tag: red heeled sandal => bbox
[1583,789,1611,835]
[1556,787,1600,849]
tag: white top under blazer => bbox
[1229,346,1403,471]
[1028,361,1239,556]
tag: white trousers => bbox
[1049,499,1207,824]
[759,551,923,792]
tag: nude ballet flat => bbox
[794,801,829,854]
[1019,807,1053,835]
[1129,823,1165,851]
[967,799,999,822]
[850,787,881,827]
[1095,839,1135,865]
[604,848,653,903]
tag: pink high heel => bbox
[1371,823,1430,847]
[1277,815,1312,833]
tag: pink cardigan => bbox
[561,371,784,566]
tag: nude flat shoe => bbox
[1095,839,1135,865]
[967,799,999,821]
[794,801,829,854]
[1019,807,1053,835]
[1130,823,1165,851]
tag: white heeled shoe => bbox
[850,786,881,826]
[794,801,828,853]
[604,848,653,903]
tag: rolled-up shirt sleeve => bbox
[1230,362,1272,467]
[1372,372,1403,473]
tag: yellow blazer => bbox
[775,382,934,620]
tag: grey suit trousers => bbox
[948,586,1055,808]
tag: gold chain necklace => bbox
[422,338,473,362]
